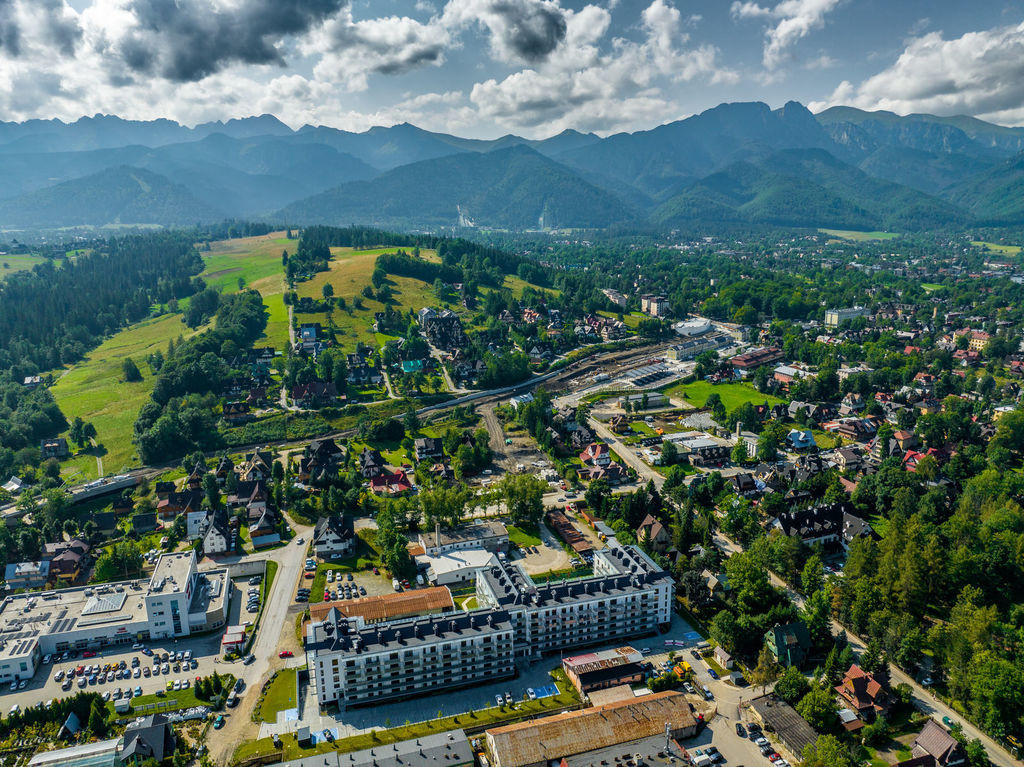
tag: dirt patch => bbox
[517,523,572,575]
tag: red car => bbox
[82,650,96,658]
[278,651,293,658]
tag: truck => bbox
[226,690,239,708]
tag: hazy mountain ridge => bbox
[1,103,1024,230]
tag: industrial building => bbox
[0,552,228,683]
[304,545,672,707]
[562,646,645,694]
[485,691,699,767]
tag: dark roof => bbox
[314,515,354,544]
[122,714,175,763]
[913,720,965,765]
[577,662,645,686]
[749,695,818,756]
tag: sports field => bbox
[664,380,785,410]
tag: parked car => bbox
[735,722,746,737]
[527,688,537,700]
[708,668,719,680]
[213,715,225,729]
[495,695,504,706]
[279,650,293,658]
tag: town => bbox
[0,224,1022,767]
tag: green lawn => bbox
[107,673,234,716]
[255,668,297,724]
[971,240,1021,256]
[0,252,51,281]
[820,229,901,241]
[507,525,542,548]
[233,680,578,763]
[664,380,784,411]
[51,312,198,479]
[921,283,944,291]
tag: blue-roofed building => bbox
[4,560,49,590]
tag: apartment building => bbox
[305,545,672,707]
[475,544,673,658]
[306,607,515,707]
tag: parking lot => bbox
[0,631,227,714]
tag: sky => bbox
[1,0,1024,138]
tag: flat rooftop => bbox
[0,582,151,660]
[425,521,507,548]
[279,730,471,767]
[147,552,195,595]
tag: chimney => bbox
[735,421,741,438]
[435,521,441,550]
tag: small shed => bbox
[714,646,734,669]
[296,726,311,748]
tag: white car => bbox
[172,680,181,691]
[295,537,304,545]
[53,670,65,682]
[527,688,537,700]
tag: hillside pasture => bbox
[971,240,1021,257]
[51,312,195,479]
[0,252,50,281]
[820,229,900,241]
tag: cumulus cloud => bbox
[98,0,345,82]
[731,0,840,70]
[309,8,450,90]
[809,22,1024,125]
[442,0,568,63]
[470,0,736,134]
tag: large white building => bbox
[305,544,673,707]
[0,552,229,684]
[825,306,869,328]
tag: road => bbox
[712,530,1021,767]
[588,416,666,490]
[208,513,314,765]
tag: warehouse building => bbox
[562,646,645,694]
[0,552,228,683]
[485,691,698,767]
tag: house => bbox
[291,382,337,407]
[369,471,413,496]
[765,621,813,668]
[237,450,274,482]
[769,503,875,553]
[4,561,50,590]
[714,646,733,669]
[226,480,268,510]
[580,442,611,467]
[214,456,235,484]
[131,513,158,534]
[313,515,355,559]
[2,476,26,495]
[199,510,231,555]
[43,539,90,582]
[413,437,444,463]
[359,447,386,478]
[834,664,890,723]
[896,719,967,767]
[786,429,816,451]
[894,430,918,450]
[39,438,70,459]
[120,714,177,766]
[509,392,534,410]
[834,447,863,472]
[249,510,281,549]
[730,472,758,496]
[636,514,671,553]
[702,569,731,599]
[308,438,344,463]
[840,393,865,415]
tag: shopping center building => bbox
[0,552,229,683]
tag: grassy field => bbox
[0,252,50,281]
[972,240,1021,256]
[107,673,234,716]
[256,668,297,724]
[51,312,196,479]
[820,229,900,241]
[664,380,785,411]
[201,232,291,350]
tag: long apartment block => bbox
[305,545,673,707]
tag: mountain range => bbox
[2,102,1024,232]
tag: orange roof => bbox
[309,586,454,624]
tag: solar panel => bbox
[82,592,127,615]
